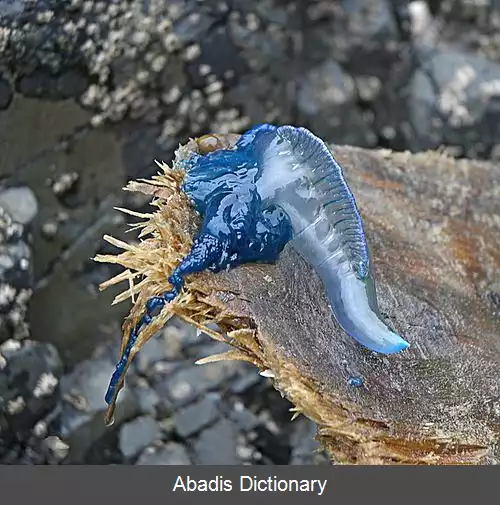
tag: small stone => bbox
[228,368,261,394]
[51,172,79,197]
[33,420,48,438]
[119,416,162,460]
[173,395,220,437]
[136,442,191,465]
[0,187,38,225]
[43,436,70,462]
[136,383,160,416]
[229,402,259,432]
[156,360,238,407]
[193,418,239,465]
[0,75,13,109]
[57,356,138,463]
[41,221,58,239]
[290,418,324,465]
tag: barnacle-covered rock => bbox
[0,206,33,344]
[96,134,500,465]
[0,338,63,460]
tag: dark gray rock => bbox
[135,323,187,375]
[0,76,13,109]
[341,0,399,41]
[297,59,376,147]
[173,394,220,438]
[0,339,63,457]
[156,360,239,407]
[184,340,231,361]
[136,441,191,465]
[174,9,216,43]
[136,382,160,417]
[0,207,32,344]
[228,402,260,432]
[193,418,239,465]
[228,366,262,394]
[57,356,138,463]
[0,0,24,18]
[16,69,89,101]
[253,424,291,464]
[118,416,162,460]
[410,48,500,157]
[290,418,325,465]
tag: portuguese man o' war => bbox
[105,124,409,411]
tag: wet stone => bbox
[174,10,216,43]
[136,384,160,417]
[187,27,249,87]
[410,48,500,156]
[228,364,262,394]
[253,424,291,464]
[0,208,32,343]
[16,69,89,101]
[118,416,162,460]
[136,442,191,465]
[173,394,220,438]
[290,418,325,465]
[193,418,239,465]
[184,340,232,361]
[228,402,260,432]
[0,339,63,442]
[0,187,38,225]
[57,356,138,463]
[297,59,375,146]
[0,76,13,110]
[156,360,239,407]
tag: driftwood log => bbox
[97,135,500,465]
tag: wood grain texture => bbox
[200,145,500,464]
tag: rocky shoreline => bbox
[1,0,500,464]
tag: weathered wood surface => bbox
[199,145,500,464]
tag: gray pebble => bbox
[119,416,162,460]
[0,187,38,225]
[193,418,239,465]
[136,442,191,465]
[173,395,220,438]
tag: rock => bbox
[410,48,500,157]
[136,383,160,417]
[184,340,232,361]
[341,0,399,41]
[193,418,239,465]
[228,364,262,394]
[172,394,220,438]
[0,207,32,344]
[0,339,63,457]
[56,356,138,463]
[0,187,38,225]
[135,324,185,374]
[228,401,260,432]
[118,416,162,460]
[136,441,191,465]
[0,1,24,18]
[16,69,89,101]
[297,59,375,147]
[253,424,291,464]
[290,418,325,465]
[174,9,216,43]
[155,360,239,407]
[0,76,13,109]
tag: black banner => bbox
[0,465,493,505]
